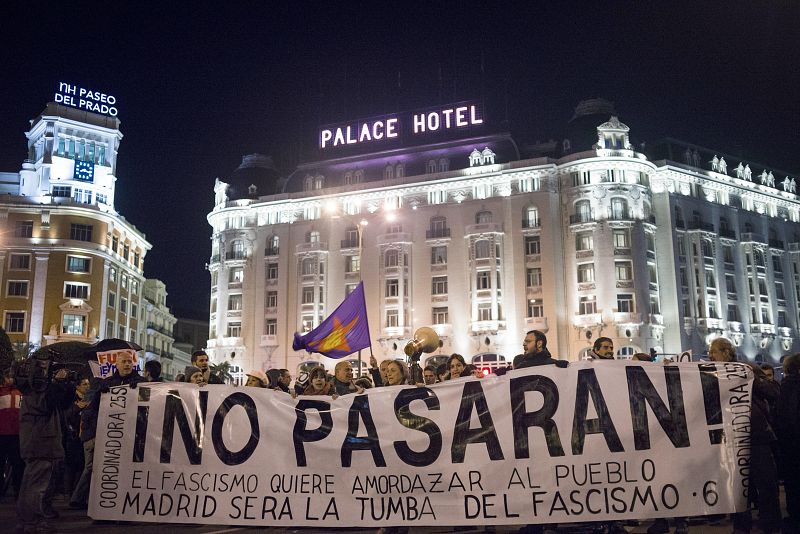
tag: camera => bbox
[11,350,81,393]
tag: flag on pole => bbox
[292,281,371,359]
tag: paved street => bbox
[0,492,760,533]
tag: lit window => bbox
[617,294,635,313]
[228,294,243,311]
[346,255,360,273]
[385,249,399,267]
[477,303,492,321]
[526,268,542,288]
[432,307,449,325]
[9,254,30,270]
[612,229,630,248]
[576,233,593,251]
[227,322,242,337]
[386,310,399,327]
[15,221,33,238]
[62,314,86,335]
[229,267,244,283]
[7,281,29,297]
[431,246,447,265]
[577,264,595,283]
[64,283,89,299]
[432,276,448,295]
[67,256,91,273]
[527,300,544,318]
[4,312,25,333]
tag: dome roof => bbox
[225,154,281,200]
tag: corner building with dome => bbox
[205,100,800,381]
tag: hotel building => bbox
[205,100,800,376]
[0,102,151,351]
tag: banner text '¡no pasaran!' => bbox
[319,104,483,149]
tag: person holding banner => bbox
[778,353,800,533]
[709,338,781,534]
[69,351,144,510]
[303,367,334,396]
[191,350,223,385]
[384,360,408,386]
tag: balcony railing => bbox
[769,239,785,249]
[570,212,595,224]
[607,210,633,221]
[687,221,715,232]
[426,228,452,239]
[340,239,359,249]
[225,250,246,260]
[264,247,279,257]
[146,323,173,337]
[719,228,736,239]
[521,219,540,229]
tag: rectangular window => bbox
[576,232,593,251]
[432,307,449,324]
[64,282,89,299]
[615,261,633,281]
[228,294,243,310]
[266,291,278,308]
[133,252,140,268]
[646,233,656,252]
[385,279,399,297]
[265,318,277,335]
[526,268,542,288]
[704,270,716,288]
[120,297,128,315]
[131,280,139,295]
[302,287,315,304]
[4,312,25,333]
[773,256,783,274]
[476,271,491,290]
[346,255,360,273]
[106,320,114,339]
[477,303,492,321]
[66,256,91,273]
[726,275,736,294]
[109,267,117,284]
[432,276,448,295]
[649,295,661,315]
[386,310,399,327]
[69,223,93,242]
[617,294,635,313]
[62,314,85,335]
[15,220,33,238]
[267,263,278,280]
[776,282,785,301]
[108,291,116,309]
[723,245,734,264]
[52,185,72,197]
[612,229,630,248]
[118,325,126,339]
[778,311,788,328]
[577,263,595,283]
[112,236,119,253]
[123,244,130,261]
[579,296,596,315]
[227,322,242,337]
[131,303,138,319]
[229,267,244,283]
[524,236,541,255]
[431,246,447,265]
[527,299,544,317]
[9,254,31,270]
[7,281,29,297]
[727,304,740,322]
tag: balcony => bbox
[570,212,595,224]
[146,323,173,337]
[608,210,634,221]
[228,281,242,290]
[464,223,503,236]
[377,232,412,245]
[225,250,247,261]
[209,254,220,264]
[426,228,452,239]
[264,247,279,257]
[576,250,593,259]
[295,242,327,253]
[613,247,631,256]
[719,228,736,239]
[260,334,278,347]
[697,317,725,331]
[741,233,765,244]
[521,219,540,229]
[525,316,549,332]
[573,313,602,328]
[340,238,359,249]
[649,314,664,326]
[687,221,715,232]
[769,239,785,249]
[613,312,641,324]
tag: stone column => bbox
[28,251,50,346]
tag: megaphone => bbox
[404,327,440,359]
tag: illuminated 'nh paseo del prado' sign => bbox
[320,103,484,149]
[54,82,118,117]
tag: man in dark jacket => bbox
[69,351,144,509]
[16,365,73,533]
[513,330,567,369]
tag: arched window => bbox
[476,210,492,224]
[301,258,315,275]
[610,198,628,220]
[385,249,399,267]
[395,164,405,178]
[616,346,637,359]
[304,176,313,191]
[575,200,592,222]
[701,239,713,258]
[524,206,539,228]
[306,231,320,244]
[384,164,394,180]
[344,171,353,185]
[314,175,324,189]
[438,158,449,172]
[754,249,765,266]
[354,170,364,183]
[427,160,437,174]
[475,240,491,259]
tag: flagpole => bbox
[357,221,365,377]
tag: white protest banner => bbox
[96,349,140,378]
[89,361,752,527]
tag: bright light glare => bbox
[359,219,368,227]
[324,200,339,215]
[385,212,397,222]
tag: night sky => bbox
[1,2,798,318]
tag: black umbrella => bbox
[83,338,142,358]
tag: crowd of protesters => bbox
[1,339,798,534]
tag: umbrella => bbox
[83,338,142,357]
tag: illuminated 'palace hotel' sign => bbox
[319,103,484,149]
